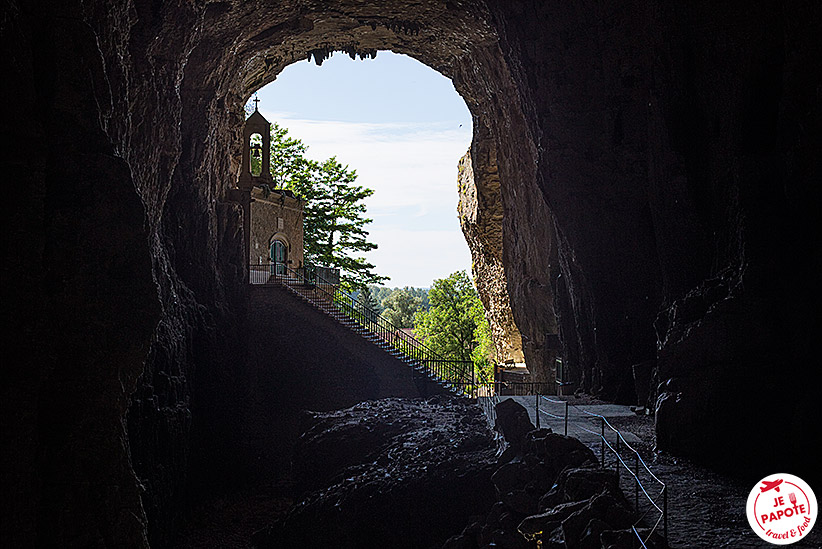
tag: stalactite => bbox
[385,20,421,35]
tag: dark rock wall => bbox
[1,0,244,546]
[2,0,820,546]
[647,2,822,480]
[449,42,561,386]
[486,0,821,477]
[1,2,162,546]
[486,0,664,402]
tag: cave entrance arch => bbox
[172,4,563,543]
[12,3,817,547]
[248,50,473,290]
[233,40,560,387]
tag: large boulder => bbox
[253,397,498,548]
[449,411,633,549]
[518,467,655,548]
[494,399,535,452]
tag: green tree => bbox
[359,286,381,313]
[269,123,313,188]
[471,310,495,383]
[407,286,430,311]
[369,285,429,314]
[267,123,387,291]
[414,271,494,381]
[367,285,391,313]
[381,288,424,328]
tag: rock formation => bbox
[457,150,525,366]
[252,397,498,548]
[446,399,662,549]
[457,130,562,387]
[2,0,820,546]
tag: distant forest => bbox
[366,286,429,313]
[354,286,429,329]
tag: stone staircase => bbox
[266,274,471,397]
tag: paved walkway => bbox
[483,395,642,451]
[480,395,822,547]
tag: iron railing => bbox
[536,394,668,547]
[250,263,477,396]
[472,383,668,547]
[495,381,556,396]
[249,263,337,285]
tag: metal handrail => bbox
[536,394,668,546]
[302,265,476,389]
[469,382,669,546]
[492,380,556,396]
[251,263,476,395]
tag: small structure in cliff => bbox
[230,98,280,278]
[225,100,303,280]
[238,100,305,273]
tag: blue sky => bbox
[255,51,473,288]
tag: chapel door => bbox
[271,240,287,275]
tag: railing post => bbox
[564,401,569,436]
[600,418,605,467]
[472,361,476,399]
[663,485,669,547]
[615,434,620,480]
[634,453,639,511]
[535,393,540,429]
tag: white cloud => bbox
[263,112,474,286]
[366,228,473,288]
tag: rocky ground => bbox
[251,395,499,548]
[607,413,822,549]
[175,396,822,548]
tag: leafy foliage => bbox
[381,288,424,328]
[369,286,429,314]
[267,122,387,291]
[414,271,494,381]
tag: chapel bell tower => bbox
[231,97,274,282]
[238,97,273,190]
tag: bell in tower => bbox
[238,96,273,191]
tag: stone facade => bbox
[250,186,304,269]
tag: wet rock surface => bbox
[252,396,498,549]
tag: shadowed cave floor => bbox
[175,400,822,548]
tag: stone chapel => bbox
[236,101,305,277]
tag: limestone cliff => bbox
[457,150,524,366]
